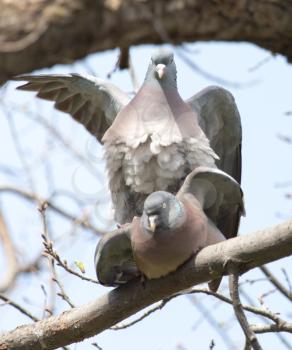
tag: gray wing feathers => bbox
[187,86,242,184]
[14,74,130,142]
[94,225,139,286]
[179,167,244,239]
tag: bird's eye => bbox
[162,202,167,209]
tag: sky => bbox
[0,42,291,350]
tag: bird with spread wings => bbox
[14,49,243,290]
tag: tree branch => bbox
[0,210,19,293]
[1,0,292,83]
[229,265,263,350]
[0,219,291,350]
[0,294,39,322]
[260,265,292,302]
[0,186,104,235]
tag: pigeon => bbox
[13,49,242,235]
[94,166,244,286]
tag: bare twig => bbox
[0,209,19,292]
[240,277,267,286]
[42,233,98,285]
[0,210,42,293]
[281,268,292,293]
[5,108,36,191]
[40,284,53,318]
[248,54,273,72]
[188,288,283,325]
[0,294,39,322]
[260,265,292,302]
[111,285,289,333]
[189,295,234,349]
[229,265,263,350]
[0,185,104,235]
[175,48,258,89]
[29,111,104,180]
[251,323,292,334]
[111,299,169,330]
[258,288,277,304]
[39,202,75,309]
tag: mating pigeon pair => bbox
[14,49,244,289]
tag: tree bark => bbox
[1,0,292,83]
[0,219,291,350]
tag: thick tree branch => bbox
[0,219,291,350]
[1,0,292,83]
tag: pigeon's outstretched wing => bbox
[187,86,242,184]
[14,74,130,142]
[178,166,245,239]
[94,224,139,287]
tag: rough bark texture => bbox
[0,219,291,350]
[1,0,292,83]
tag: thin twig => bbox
[281,268,292,293]
[0,185,104,235]
[248,54,273,72]
[111,285,289,332]
[188,288,284,325]
[39,202,75,309]
[111,299,169,330]
[260,265,292,302]
[5,108,36,191]
[258,288,277,304]
[0,294,39,322]
[251,323,292,334]
[175,48,257,89]
[31,111,104,180]
[42,226,98,285]
[40,284,53,318]
[0,209,19,293]
[0,211,42,293]
[190,295,234,349]
[229,265,263,350]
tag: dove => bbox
[94,166,244,286]
[13,49,242,237]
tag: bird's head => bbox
[145,49,177,88]
[141,191,185,236]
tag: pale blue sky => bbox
[0,42,291,349]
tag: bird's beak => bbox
[148,215,157,232]
[155,64,166,79]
